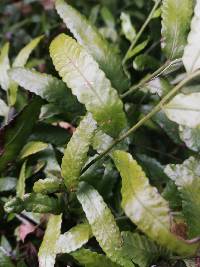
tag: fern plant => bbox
[1,0,200,266]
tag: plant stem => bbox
[121,59,182,98]
[122,0,161,65]
[82,69,200,174]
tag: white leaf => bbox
[183,0,200,72]
[164,93,200,127]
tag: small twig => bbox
[121,59,182,99]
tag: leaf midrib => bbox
[66,53,105,106]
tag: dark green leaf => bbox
[71,248,120,267]
[29,123,71,146]
[0,97,43,173]
[0,248,15,267]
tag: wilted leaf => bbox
[165,157,200,238]
[50,34,127,137]
[163,93,200,128]
[0,97,43,173]
[56,223,91,254]
[61,113,97,190]
[113,150,198,256]
[55,0,129,93]
[38,214,62,267]
[0,43,10,91]
[161,0,193,59]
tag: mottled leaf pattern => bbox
[163,93,200,128]
[165,157,200,238]
[179,125,200,152]
[161,0,193,59]
[38,214,62,267]
[183,0,200,72]
[55,0,129,93]
[56,223,91,254]
[33,178,65,194]
[77,182,135,267]
[113,150,198,256]
[9,67,82,113]
[50,34,127,137]
[61,113,97,190]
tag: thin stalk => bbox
[121,59,182,98]
[122,0,161,65]
[82,69,200,174]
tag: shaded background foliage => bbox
[0,1,196,267]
